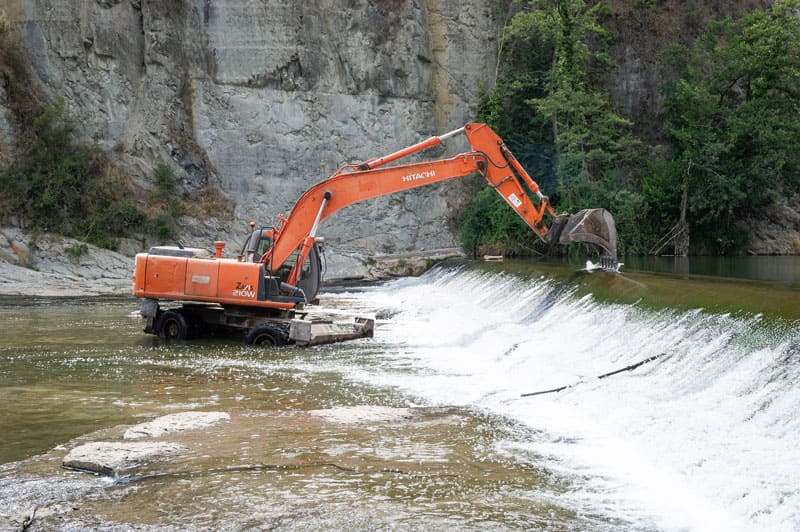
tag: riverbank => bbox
[0,228,133,297]
[0,227,464,297]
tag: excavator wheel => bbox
[244,324,288,347]
[156,310,193,340]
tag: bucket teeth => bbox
[547,208,618,269]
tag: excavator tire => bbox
[244,324,288,347]
[156,310,193,340]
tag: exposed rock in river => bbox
[62,441,186,476]
[123,411,230,439]
[62,411,231,476]
[309,405,415,424]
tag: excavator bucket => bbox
[545,208,618,269]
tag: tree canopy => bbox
[663,0,800,252]
[459,0,800,257]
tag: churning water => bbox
[318,264,800,531]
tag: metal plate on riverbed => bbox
[290,317,374,346]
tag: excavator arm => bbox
[263,122,618,287]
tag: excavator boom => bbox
[265,123,618,285]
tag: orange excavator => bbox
[133,123,617,346]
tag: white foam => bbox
[322,267,800,531]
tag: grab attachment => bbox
[545,208,618,270]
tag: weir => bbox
[340,263,800,531]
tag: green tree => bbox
[457,187,533,258]
[461,0,646,256]
[526,0,640,215]
[663,0,800,253]
[477,3,559,191]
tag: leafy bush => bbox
[147,212,175,239]
[0,100,185,247]
[0,101,111,241]
[457,188,538,257]
[64,243,88,257]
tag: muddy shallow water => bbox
[1,260,799,531]
[0,296,586,530]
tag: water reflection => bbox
[622,255,800,283]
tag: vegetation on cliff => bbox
[0,21,183,250]
[459,0,800,257]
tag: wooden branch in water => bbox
[521,353,669,398]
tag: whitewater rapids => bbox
[318,265,800,532]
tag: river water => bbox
[0,259,798,530]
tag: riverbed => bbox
[1,260,799,530]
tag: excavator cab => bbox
[241,226,323,300]
[241,227,273,263]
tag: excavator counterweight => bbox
[132,122,619,346]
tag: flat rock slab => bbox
[309,405,414,424]
[62,441,186,476]
[123,411,230,439]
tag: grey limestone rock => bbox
[8,0,500,279]
[62,441,186,476]
[123,411,231,439]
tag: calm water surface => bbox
[0,258,798,530]
[622,255,800,283]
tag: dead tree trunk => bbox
[673,175,689,256]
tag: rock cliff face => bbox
[601,0,772,146]
[0,82,13,167]
[3,0,500,277]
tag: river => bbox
[0,258,798,530]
